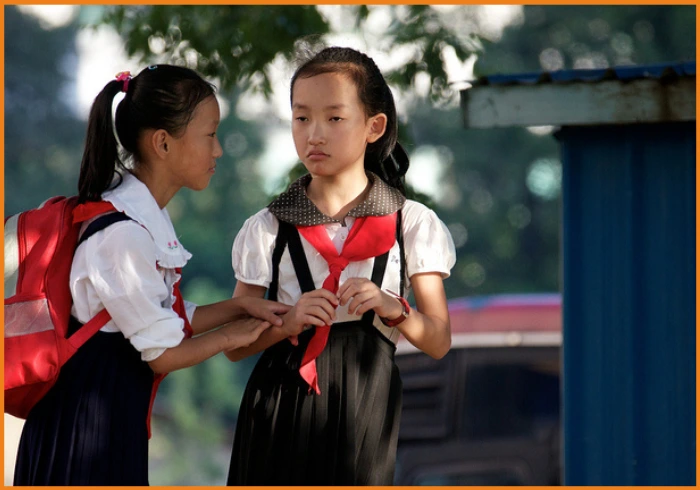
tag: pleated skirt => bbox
[227,320,403,486]
[13,318,153,486]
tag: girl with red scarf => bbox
[226,47,456,485]
[13,65,289,486]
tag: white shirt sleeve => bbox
[402,200,457,279]
[231,209,279,288]
[77,221,185,362]
[184,300,197,325]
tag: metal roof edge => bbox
[469,61,696,88]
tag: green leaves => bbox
[93,5,482,102]
[96,6,330,95]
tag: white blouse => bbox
[69,173,196,362]
[232,200,456,343]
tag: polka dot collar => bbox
[268,171,406,226]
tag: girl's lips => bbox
[308,151,329,161]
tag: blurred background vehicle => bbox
[394,294,561,485]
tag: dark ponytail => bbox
[291,46,409,196]
[78,80,125,203]
[78,65,216,203]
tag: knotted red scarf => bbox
[296,213,397,394]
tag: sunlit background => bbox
[13,5,523,198]
[4,4,695,485]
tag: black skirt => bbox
[13,318,154,486]
[227,320,403,486]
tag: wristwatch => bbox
[380,291,411,327]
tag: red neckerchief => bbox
[296,213,396,394]
[73,200,193,438]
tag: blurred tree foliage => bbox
[4,4,694,485]
[96,5,480,100]
[4,7,86,216]
[474,5,695,75]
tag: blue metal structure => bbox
[560,122,695,485]
[462,62,696,485]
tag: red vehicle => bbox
[394,294,562,486]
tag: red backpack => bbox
[4,196,126,419]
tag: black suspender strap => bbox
[396,208,406,298]
[269,220,316,301]
[361,249,389,324]
[77,212,132,247]
[285,223,316,294]
[268,221,291,301]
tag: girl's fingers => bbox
[338,285,361,306]
[305,288,339,305]
[227,319,270,348]
[348,291,378,315]
[299,297,337,320]
[354,298,382,316]
[270,302,293,314]
[255,320,272,332]
[337,278,364,300]
[255,307,286,326]
[304,306,334,325]
[243,299,290,326]
[244,319,269,335]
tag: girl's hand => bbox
[337,278,405,320]
[219,317,272,350]
[234,296,291,327]
[282,289,339,343]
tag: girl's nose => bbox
[308,123,325,145]
[214,136,223,158]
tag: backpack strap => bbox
[77,211,132,247]
[67,212,133,347]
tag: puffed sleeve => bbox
[231,209,279,288]
[402,200,456,279]
[82,221,185,362]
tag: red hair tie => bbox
[115,71,131,93]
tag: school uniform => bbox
[14,173,195,486]
[227,172,456,485]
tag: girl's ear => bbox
[151,129,171,159]
[367,113,388,144]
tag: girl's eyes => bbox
[294,116,343,122]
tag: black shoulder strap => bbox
[77,212,132,247]
[268,221,290,301]
[269,221,316,301]
[397,208,406,297]
[285,223,316,293]
[361,248,389,324]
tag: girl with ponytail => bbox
[226,46,456,485]
[13,65,289,486]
